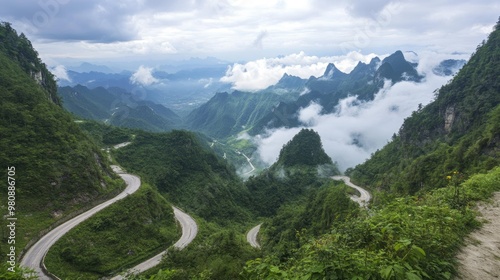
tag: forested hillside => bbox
[113,130,252,224]
[59,85,181,132]
[246,129,339,216]
[0,22,123,261]
[241,20,500,280]
[349,20,500,194]
[185,90,294,138]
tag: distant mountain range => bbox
[60,51,465,138]
[59,85,181,132]
[58,59,232,116]
[185,51,463,138]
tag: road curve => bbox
[247,224,262,249]
[111,207,198,279]
[331,175,371,207]
[172,206,198,249]
[21,159,199,279]
[246,176,371,248]
[20,166,140,280]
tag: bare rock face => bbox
[444,105,455,133]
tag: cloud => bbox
[253,52,459,171]
[346,0,393,18]
[130,66,158,86]
[50,65,70,82]
[220,51,378,91]
[252,30,269,49]
[1,0,496,65]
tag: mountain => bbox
[246,129,339,216]
[186,50,424,139]
[349,20,500,194]
[66,62,115,74]
[375,50,422,83]
[58,61,233,116]
[185,90,294,138]
[254,50,423,132]
[0,22,123,256]
[264,73,307,94]
[59,85,181,132]
[113,130,252,224]
[433,59,467,76]
[242,22,500,280]
[276,128,333,168]
[58,70,133,90]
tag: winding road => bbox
[246,224,262,248]
[111,207,198,279]
[246,176,371,248]
[20,144,198,279]
[331,176,371,208]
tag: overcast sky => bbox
[0,0,498,67]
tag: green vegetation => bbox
[76,120,135,146]
[59,85,181,132]
[242,167,500,279]
[247,129,339,217]
[260,182,359,261]
[45,184,179,279]
[277,129,333,168]
[0,264,36,279]
[113,130,252,224]
[240,20,500,280]
[349,22,500,195]
[0,22,59,104]
[158,220,259,280]
[185,90,298,138]
[0,22,123,260]
[1,19,499,280]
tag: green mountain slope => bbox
[113,130,251,224]
[349,21,500,194]
[185,90,292,138]
[45,184,178,279]
[59,85,181,132]
[242,22,500,280]
[276,129,333,168]
[0,22,123,259]
[246,129,339,216]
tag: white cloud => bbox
[220,51,378,91]
[254,52,457,171]
[51,65,71,82]
[2,0,496,64]
[130,65,158,86]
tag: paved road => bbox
[246,224,262,249]
[331,176,371,207]
[172,207,198,249]
[113,142,132,149]
[246,176,371,248]
[20,166,140,280]
[111,206,198,279]
[21,150,199,279]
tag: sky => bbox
[0,0,498,67]
[1,0,498,170]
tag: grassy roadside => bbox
[44,184,179,279]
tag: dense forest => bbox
[0,22,124,265]
[239,19,500,280]
[348,20,500,195]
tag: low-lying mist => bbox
[252,52,465,171]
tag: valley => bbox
[1,15,499,280]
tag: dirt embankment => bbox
[456,192,500,279]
